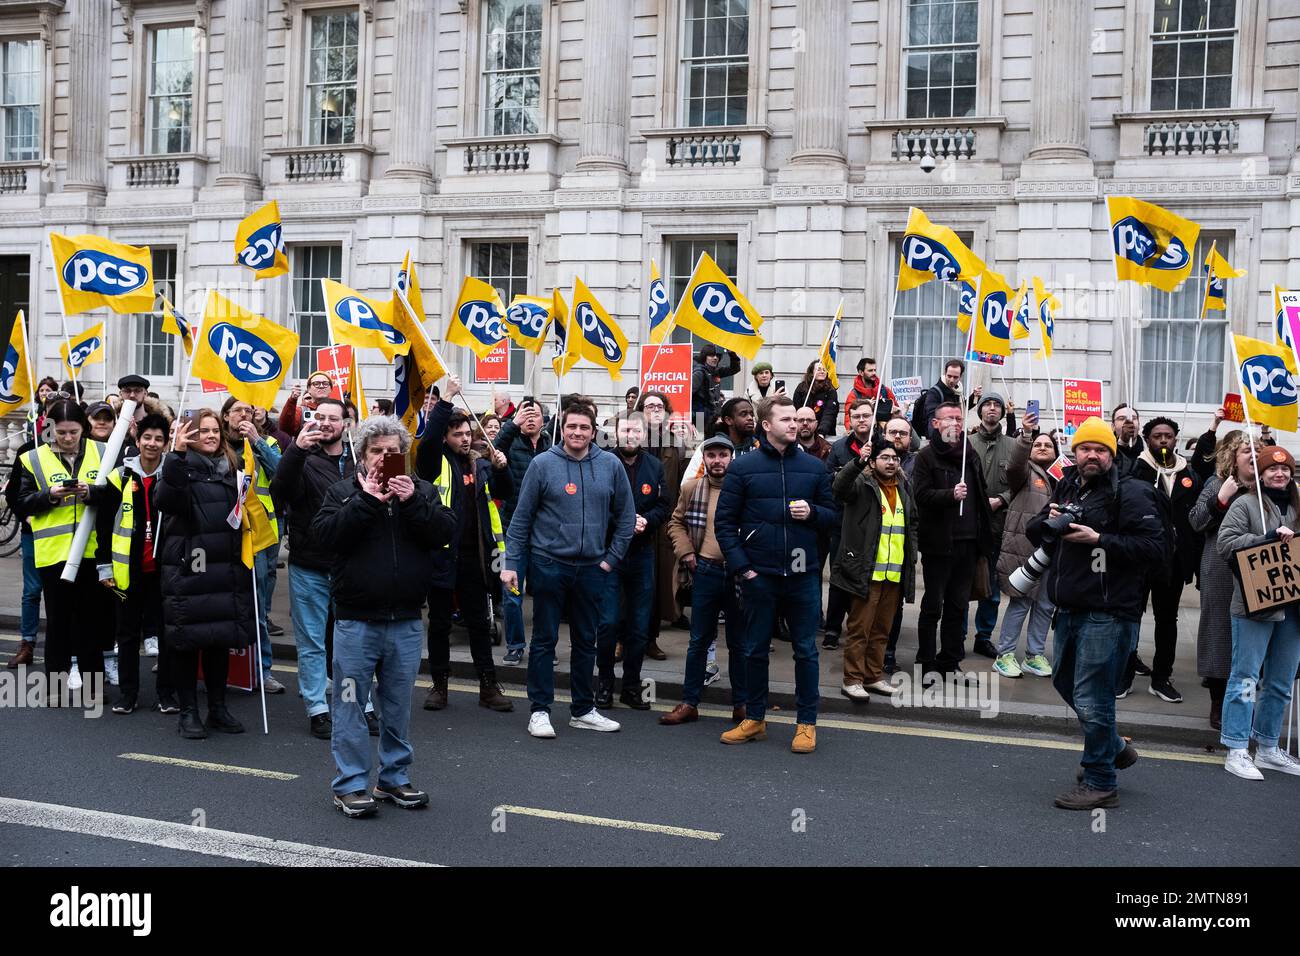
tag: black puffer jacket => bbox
[312,473,455,621]
[269,440,355,571]
[154,451,256,652]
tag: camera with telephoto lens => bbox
[1007,501,1085,597]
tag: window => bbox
[305,10,358,145]
[904,0,978,119]
[1,39,40,161]
[291,245,343,378]
[681,0,749,127]
[1150,0,1235,111]
[146,27,193,154]
[133,248,178,378]
[1139,234,1229,406]
[889,236,971,383]
[471,240,528,386]
[667,237,738,384]
[482,0,542,136]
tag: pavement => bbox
[0,551,1236,748]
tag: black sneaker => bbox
[366,711,380,736]
[111,693,137,715]
[155,693,180,715]
[972,639,998,659]
[267,617,285,637]
[821,631,840,650]
[372,782,429,809]
[334,790,378,818]
[1132,654,1152,677]
[595,676,615,709]
[1054,782,1119,811]
[310,713,333,739]
[1148,678,1183,703]
[1115,683,1133,700]
[619,687,651,711]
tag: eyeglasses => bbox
[874,454,899,462]
[642,402,665,410]
[309,380,331,389]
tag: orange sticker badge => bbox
[641,483,653,495]
[1181,477,1193,488]
[565,482,577,495]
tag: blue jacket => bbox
[714,437,839,577]
[613,449,671,558]
[505,442,635,571]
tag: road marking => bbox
[118,752,299,781]
[495,804,722,841]
[0,796,438,867]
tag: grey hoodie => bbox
[505,441,635,571]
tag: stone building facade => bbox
[0,0,1298,432]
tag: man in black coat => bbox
[313,415,455,818]
[911,401,995,675]
[691,344,740,426]
[821,400,878,648]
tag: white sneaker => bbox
[1255,746,1300,776]
[527,712,556,739]
[68,663,83,692]
[1224,748,1264,781]
[144,637,159,657]
[103,656,119,686]
[569,710,621,732]
[704,661,721,686]
[865,679,903,696]
[840,683,870,701]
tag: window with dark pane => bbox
[1150,0,1234,112]
[1,39,40,162]
[483,0,542,136]
[305,10,358,145]
[904,0,979,119]
[134,248,178,379]
[291,245,343,378]
[471,240,529,386]
[146,27,193,154]
[681,0,749,127]
[889,236,972,384]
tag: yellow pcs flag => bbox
[551,288,580,377]
[970,271,1013,359]
[50,233,154,315]
[504,294,552,353]
[1,311,33,413]
[1010,281,1031,341]
[672,252,765,360]
[897,207,986,293]
[818,303,842,390]
[322,278,410,363]
[1107,196,1200,293]
[1201,242,1245,318]
[239,438,280,569]
[192,291,299,409]
[347,350,367,420]
[60,321,105,376]
[234,201,289,279]
[1233,334,1299,433]
[1032,277,1059,359]
[161,297,196,357]
[646,259,672,345]
[570,277,629,381]
[391,255,447,389]
[447,276,508,359]
[1275,286,1297,351]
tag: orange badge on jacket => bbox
[565,482,577,495]
[641,483,652,495]
[1181,477,1193,488]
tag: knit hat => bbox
[1261,445,1296,473]
[1071,416,1117,454]
[751,362,773,377]
[976,391,1006,416]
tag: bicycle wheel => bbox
[0,504,19,558]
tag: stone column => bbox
[214,0,267,189]
[1027,0,1090,160]
[788,0,849,168]
[64,0,111,196]
[383,0,436,184]
[575,0,632,172]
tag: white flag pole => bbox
[48,234,82,397]
[1227,333,1267,530]
[958,274,981,517]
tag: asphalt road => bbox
[3,655,1298,868]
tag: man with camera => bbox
[1025,417,1165,811]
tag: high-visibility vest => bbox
[252,435,281,541]
[432,454,505,555]
[19,440,106,568]
[106,467,137,590]
[872,486,906,583]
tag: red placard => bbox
[316,344,354,400]
[197,646,256,692]
[1062,378,1104,437]
[640,344,692,421]
[1047,454,1071,481]
[200,379,226,394]
[475,340,510,383]
[1222,392,1245,424]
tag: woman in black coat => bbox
[156,409,257,739]
[792,360,840,438]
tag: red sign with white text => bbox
[640,344,692,421]
[1222,392,1245,423]
[1062,378,1103,437]
[316,344,354,400]
[475,340,510,383]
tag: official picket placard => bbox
[640,344,692,420]
[316,344,354,400]
[1062,378,1104,437]
[1234,539,1300,614]
[475,340,510,383]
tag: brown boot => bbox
[423,672,449,711]
[645,640,667,661]
[720,718,767,745]
[7,641,34,669]
[477,669,513,712]
[659,703,698,725]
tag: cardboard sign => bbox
[475,340,510,383]
[890,375,924,407]
[1233,539,1300,615]
[1223,392,1245,424]
[1062,378,1104,437]
[640,344,692,421]
[316,344,354,400]
[1047,454,1071,481]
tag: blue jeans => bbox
[739,571,821,724]
[596,546,656,686]
[288,564,331,718]
[1222,610,1300,750]
[1052,610,1139,791]
[20,533,41,643]
[526,554,603,717]
[254,541,279,679]
[681,559,744,707]
[997,587,1054,657]
[330,617,423,796]
[502,548,530,652]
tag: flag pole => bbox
[249,552,270,735]
[803,301,841,410]
[18,312,38,428]
[958,275,980,517]
[48,234,82,397]
[1227,333,1267,529]
[871,284,903,424]
[393,279,489,441]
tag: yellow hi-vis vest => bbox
[432,454,505,555]
[20,440,106,568]
[872,486,906,583]
[253,435,281,540]
[106,467,136,590]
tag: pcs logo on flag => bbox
[958,280,977,315]
[576,302,623,362]
[1240,355,1298,408]
[332,296,407,347]
[1111,216,1191,272]
[1,344,20,403]
[901,235,960,282]
[457,299,505,346]
[66,337,102,369]
[507,300,548,338]
[981,290,1010,334]
[61,251,149,295]
[208,323,283,383]
[690,282,756,333]
[647,282,670,326]
[237,222,283,271]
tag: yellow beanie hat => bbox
[1070,416,1117,454]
